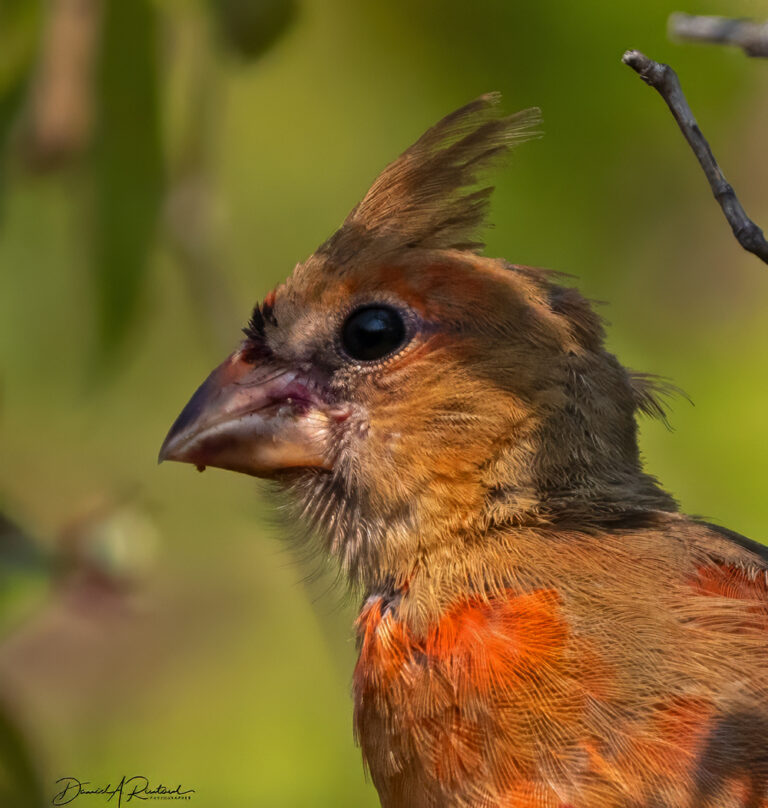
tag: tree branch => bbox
[669,13,768,58]
[622,49,768,266]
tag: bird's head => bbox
[160,95,675,586]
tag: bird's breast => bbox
[351,582,768,808]
[352,587,584,807]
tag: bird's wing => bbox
[666,520,768,807]
[694,519,768,566]
[686,519,768,614]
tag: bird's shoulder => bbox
[674,517,768,607]
[524,511,768,602]
[688,518,768,567]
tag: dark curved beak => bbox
[159,348,336,477]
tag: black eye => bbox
[341,305,407,362]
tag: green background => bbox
[0,0,766,805]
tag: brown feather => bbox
[317,94,540,264]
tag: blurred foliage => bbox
[91,0,164,367]
[0,500,160,806]
[0,1,40,92]
[0,512,49,641]
[0,0,42,204]
[0,700,44,808]
[0,0,766,807]
[208,0,297,60]
[0,512,49,807]
[0,0,298,372]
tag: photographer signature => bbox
[52,776,195,806]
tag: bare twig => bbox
[622,49,768,266]
[669,13,768,58]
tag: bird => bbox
[159,94,768,808]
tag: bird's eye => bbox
[341,305,407,362]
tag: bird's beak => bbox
[158,347,338,477]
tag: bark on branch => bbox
[669,13,768,58]
[622,49,768,266]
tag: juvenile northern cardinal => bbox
[160,95,768,807]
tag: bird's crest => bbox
[318,94,541,264]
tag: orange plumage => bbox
[160,95,768,807]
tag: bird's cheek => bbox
[159,348,347,478]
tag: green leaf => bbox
[0,1,43,214]
[92,0,164,367]
[0,1,41,96]
[0,512,50,639]
[207,0,298,61]
[0,700,45,808]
